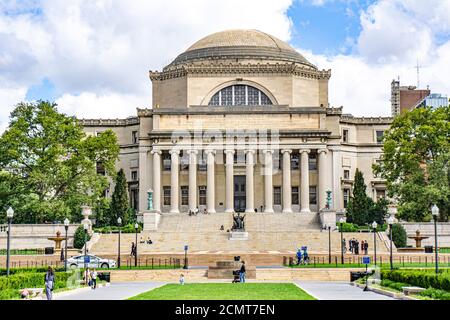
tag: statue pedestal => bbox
[319,209,337,229]
[143,210,161,231]
[229,231,249,241]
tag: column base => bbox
[264,208,274,214]
[282,208,293,213]
[225,208,234,213]
[300,208,311,213]
[170,209,180,214]
[245,209,255,213]
[207,209,216,214]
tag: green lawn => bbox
[129,283,315,300]
[288,262,450,269]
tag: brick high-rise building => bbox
[391,79,430,116]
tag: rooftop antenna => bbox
[414,57,421,88]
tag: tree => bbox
[373,106,450,222]
[108,169,130,226]
[389,223,407,248]
[346,169,372,225]
[73,225,91,249]
[0,101,119,223]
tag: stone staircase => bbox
[90,212,390,254]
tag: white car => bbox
[67,255,117,269]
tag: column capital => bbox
[281,149,292,154]
[246,149,256,155]
[262,149,274,154]
[317,148,328,155]
[300,148,311,154]
[150,149,162,155]
[205,149,216,155]
[187,149,198,155]
[224,149,235,155]
[169,149,180,155]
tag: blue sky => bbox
[0,0,449,132]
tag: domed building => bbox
[81,30,392,231]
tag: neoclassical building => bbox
[81,30,392,226]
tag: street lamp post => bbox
[117,217,122,268]
[372,221,378,266]
[134,223,139,267]
[432,204,440,274]
[183,245,188,269]
[6,207,14,277]
[339,218,344,264]
[387,216,394,270]
[64,218,70,272]
[83,223,88,269]
[328,225,331,264]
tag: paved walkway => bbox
[295,281,394,300]
[55,282,165,300]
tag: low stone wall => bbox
[0,224,79,249]
[108,267,364,282]
[400,222,450,248]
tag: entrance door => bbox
[234,175,246,212]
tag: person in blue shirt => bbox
[296,249,302,265]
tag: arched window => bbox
[208,85,273,106]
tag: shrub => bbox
[389,223,407,248]
[73,225,91,249]
[381,279,410,291]
[0,271,72,291]
[93,223,142,234]
[381,269,450,292]
[338,222,387,232]
[419,288,450,300]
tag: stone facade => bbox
[80,30,391,225]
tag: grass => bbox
[288,262,450,269]
[129,283,315,300]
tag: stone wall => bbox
[0,224,79,249]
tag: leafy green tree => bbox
[73,225,91,249]
[389,223,407,248]
[108,169,130,226]
[346,169,372,225]
[373,106,450,221]
[0,101,119,223]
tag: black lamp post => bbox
[134,223,139,267]
[183,245,188,269]
[387,216,394,270]
[372,221,377,266]
[432,204,439,274]
[64,218,70,272]
[6,207,14,277]
[83,223,88,269]
[117,217,122,268]
[339,218,344,264]
[327,225,331,264]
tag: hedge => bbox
[94,223,143,234]
[419,288,450,300]
[338,222,387,232]
[0,271,72,291]
[381,269,450,291]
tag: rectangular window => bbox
[181,186,189,205]
[163,153,171,171]
[291,152,299,170]
[376,189,386,201]
[343,188,350,208]
[343,169,350,180]
[130,188,138,210]
[273,186,281,206]
[131,170,138,181]
[291,186,299,205]
[376,130,384,143]
[180,151,189,171]
[198,154,207,171]
[132,131,138,144]
[163,186,171,206]
[309,186,317,205]
[342,129,349,142]
[199,186,206,205]
[308,153,317,170]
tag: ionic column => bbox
[225,149,235,213]
[151,150,162,213]
[245,150,255,213]
[169,149,180,213]
[263,149,274,213]
[188,150,198,212]
[206,150,216,214]
[282,149,292,213]
[300,149,311,213]
[318,148,328,210]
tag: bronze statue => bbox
[232,213,246,231]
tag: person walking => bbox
[179,274,185,285]
[296,249,302,265]
[44,266,55,300]
[239,261,246,283]
[90,268,98,290]
[131,242,136,257]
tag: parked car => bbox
[67,255,117,269]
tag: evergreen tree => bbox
[108,169,130,226]
[346,169,373,225]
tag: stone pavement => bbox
[55,281,165,300]
[295,281,394,300]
